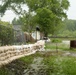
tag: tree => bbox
[57,19,76,37]
[36,8,56,37]
[63,19,76,31]
[0,0,69,17]
[0,21,14,45]
[0,0,70,36]
[15,11,37,33]
[25,0,70,36]
[0,0,25,16]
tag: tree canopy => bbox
[56,19,76,37]
[0,0,25,15]
[36,8,56,36]
[0,0,70,36]
[20,11,36,33]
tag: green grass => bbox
[61,57,76,75]
[43,54,76,75]
[0,66,15,75]
[19,55,34,65]
[45,42,70,51]
[1,51,76,75]
[19,52,76,75]
[51,39,62,43]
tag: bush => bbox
[51,39,62,43]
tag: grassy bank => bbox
[45,42,70,51]
[45,38,70,51]
[0,51,76,75]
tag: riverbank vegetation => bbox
[0,0,76,75]
[45,40,70,51]
[0,50,76,75]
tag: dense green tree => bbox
[36,7,64,36]
[25,0,69,11]
[0,0,70,36]
[0,0,69,18]
[33,0,69,36]
[63,19,76,31]
[36,8,56,36]
[0,21,14,45]
[57,19,76,37]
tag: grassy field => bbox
[45,38,76,51]
[45,42,70,51]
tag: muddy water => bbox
[23,57,47,75]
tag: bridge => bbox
[0,40,45,67]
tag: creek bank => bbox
[1,51,76,75]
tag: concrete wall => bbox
[0,40,45,67]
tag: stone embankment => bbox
[0,40,45,67]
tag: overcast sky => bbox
[1,0,76,23]
[67,0,76,20]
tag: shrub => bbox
[51,39,62,43]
